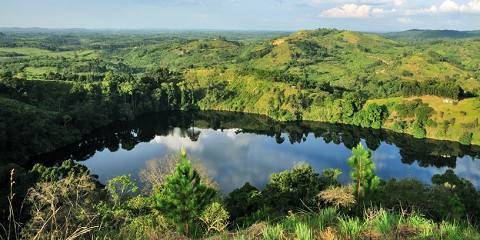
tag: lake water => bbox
[35,111,480,193]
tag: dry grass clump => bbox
[317,185,356,208]
[318,227,336,240]
[245,222,268,239]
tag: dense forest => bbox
[1,28,480,239]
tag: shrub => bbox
[401,70,414,77]
[199,202,230,234]
[31,159,89,182]
[432,170,480,224]
[225,182,262,220]
[119,213,171,239]
[262,164,332,213]
[372,179,429,212]
[392,120,406,132]
[106,174,138,207]
[411,121,426,138]
[459,132,473,145]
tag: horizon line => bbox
[1,26,479,34]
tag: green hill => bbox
[1,28,480,146]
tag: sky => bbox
[1,0,479,32]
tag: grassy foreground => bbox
[2,146,480,240]
[219,208,479,240]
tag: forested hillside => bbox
[384,29,480,41]
[1,28,480,162]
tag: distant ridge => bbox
[383,29,480,41]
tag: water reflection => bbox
[33,111,480,192]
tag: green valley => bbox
[2,28,479,152]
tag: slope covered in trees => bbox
[1,28,480,155]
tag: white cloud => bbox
[393,0,406,6]
[417,0,480,14]
[321,4,385,18]
[308,0,405,5]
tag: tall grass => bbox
[294,223,312,240]
[0,169,21,240]
[365,208,400,235]
[262,224,284,240]
[338,217,364,239]
[404,214,434,237]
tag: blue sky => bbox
[1,0,479,31]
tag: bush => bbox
[199,202,230,234]
[459,132,473,145]
[106,174,138,207]
[119,213,171,239]
[225,182,262,220]
[411,121,427,138]
[262,164,332,213]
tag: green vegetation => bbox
[1,28,480,153]
[153,150,216,234]
[347,144,380,200]
[1,28,480,239]
[2,148,480,239]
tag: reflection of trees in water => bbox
[32,111,480,170]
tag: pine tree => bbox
[153,149,216,234]
[348,143,380,200]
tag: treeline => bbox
[237,67,317,89]
[237,67,464,101]
[43,71,105,82]
[0,33,82,51]
[400,80,463,100]
[0,68,197,161]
